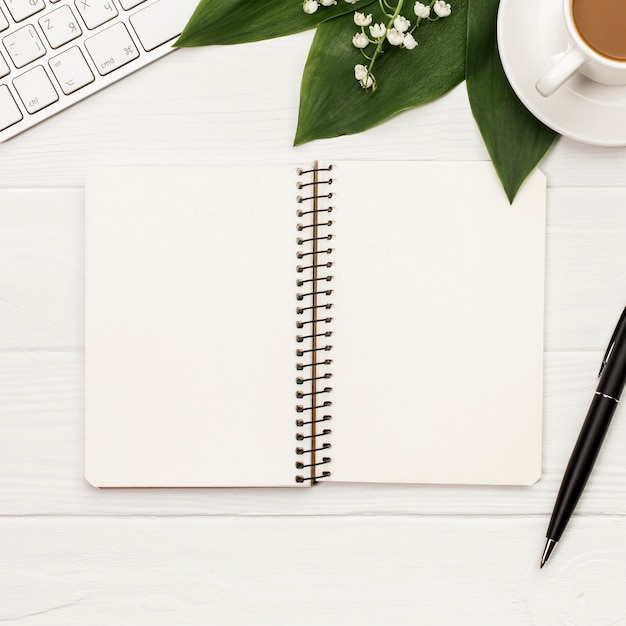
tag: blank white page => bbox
[328,162,546,485]
[85,167,299,487]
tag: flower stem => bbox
[380,0,395,16]
[368,0,403,83]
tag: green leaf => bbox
[176,0,377,47]
[294,2,467,145]
[466,0,558,202]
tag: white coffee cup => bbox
[536,0,626,97]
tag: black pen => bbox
[541,305,626,568]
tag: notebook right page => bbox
[329,162,546,485]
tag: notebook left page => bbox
[85,166,300,487]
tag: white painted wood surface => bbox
[2,31,626,624]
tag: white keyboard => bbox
[0,0,198,141]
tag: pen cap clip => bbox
[597,305,626,402]
[599,305,626,378]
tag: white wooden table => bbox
[2,32,626,625]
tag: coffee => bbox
[573,0,626,61]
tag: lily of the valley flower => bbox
[303,0,352,13]
[360,74,374,88]
[369,22,386,38]
[354,64,368,80]
[413,2,430,18]
[352,32,369,48]
[393,15,411,32]
[386,27,404,46]
[433,1,452,17]
[403,32,417,49]
[354,11,373,26]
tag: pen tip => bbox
[540,538,557,568]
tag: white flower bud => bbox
[345,0,357,3]
[433,1,452,17]
[360,74,374,89]
[352,32,369,49]
[403,32,418,49]
[413,2,431,18]
[393,15,411,32]
[354,11,373,26]
[369,22,386,38]
[354,64,369,81]
[320,0,337,5]
[303,0,319,13]
[386,27,404,46]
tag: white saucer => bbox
[497,0,626,146]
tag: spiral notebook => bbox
[85,161,546,488]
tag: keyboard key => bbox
[49,45,94,94]
[119,0,146,9]
[0,51,9,77]
[3,24,46,69]
[84,22,139,76]
[130,0,193,52]
[39,5,82,49]
[0,84,21,129]
[0,8,8,32]
[3,0,45,22]
[13,64,59,113]
[74,0,118,30]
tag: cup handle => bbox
[535,48,585,97]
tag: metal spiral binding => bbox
[294,161,334,484]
